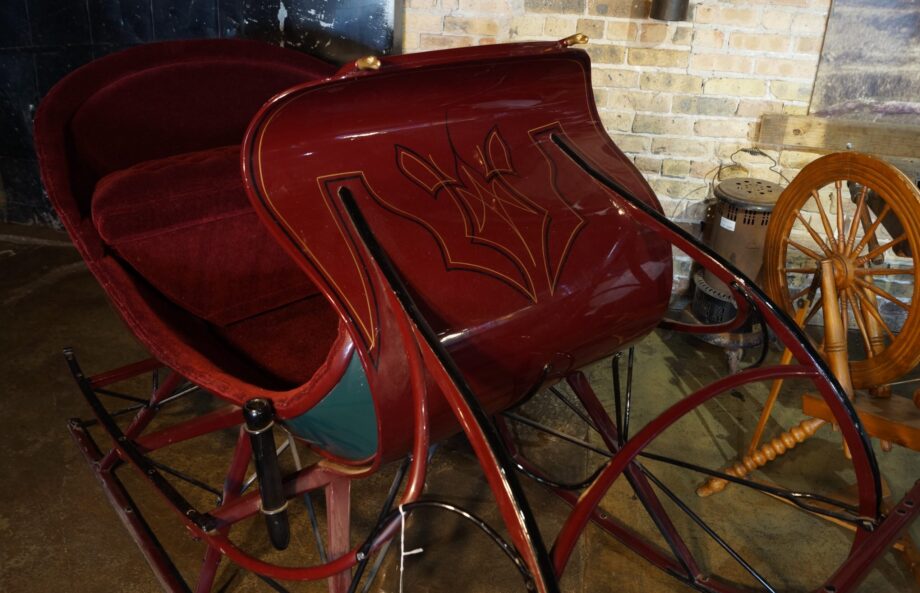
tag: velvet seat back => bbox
[71,59,320,179]
[36,39,336,247]
[34,40,349,411]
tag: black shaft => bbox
[650,0,689,21]
[243,399,290,551]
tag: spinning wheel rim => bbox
[764,152,920,389]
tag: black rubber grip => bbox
[243,399,290,551]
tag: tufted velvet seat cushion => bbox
[35,39,354,403]
[92,144,319,327]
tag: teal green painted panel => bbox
[284,353,378,460]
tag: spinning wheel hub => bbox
[827,253,857,290]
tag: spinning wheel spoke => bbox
[790,273,822,310]
[810,190,838,246]
[782,266,818,275]
[790,278,819,304]
[845,288,876,358]
[852,286,896,340]
[803,297,824,326]
[844,185,869,254]
[835,180,845,252]
[786,239,823,261]
[857,235,907,265]
[855,267,914,276]
[796,213,835,256]
[854,277,910,311]
[850,204,891,258]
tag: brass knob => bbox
[355,55,381,71]
[560,33,589,47]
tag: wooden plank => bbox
[758,114,920,161]
[802,392,920,451]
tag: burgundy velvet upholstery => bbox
[70,59,321,178]
[93,145,317,326]
[34,40,348,407]
[216,295,342,385]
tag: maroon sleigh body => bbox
[34,37,915,593]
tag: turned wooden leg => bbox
[699,261,855,498]
[326,476,352,593]
[697,417,826,496]
[744,301,810,458]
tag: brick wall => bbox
[403,0,832,295]
[404,0,829,212]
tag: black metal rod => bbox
[509,391,870,529]
[508,402,869,526]
[349,457,412,593]
[506,405,872,529]
[549,386,598,432]
[611,352,624,447]
[511,457,605,491]
[338,187,558,593]
[148,459,223,500]
[735,286,770,372]
[623,469,694,579]
[639,465,778,593]
[623,347,635,442]
[254,573,292,593]
[64,348,215,533]
[638,451,872,528]
[243,399,290,551]
[78,402,148,427]
[362,501,534,589]
[502,412,612,457]
[361,540,394,593]
[549,133,881,516]
[68,418,193,593]
[156,384,200,408]
[94,388,150,405]
[303,492,328,563]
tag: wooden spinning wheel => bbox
[763,152,920,390]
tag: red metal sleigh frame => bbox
[42,38,918,593]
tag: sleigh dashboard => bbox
[243,41,673,437]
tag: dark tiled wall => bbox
[0,0,400,226]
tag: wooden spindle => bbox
[745,302,811,457]
[697,418,826,497]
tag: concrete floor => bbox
[1,221,918,593]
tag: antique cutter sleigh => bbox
[35,37,920,592]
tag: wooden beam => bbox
[758,114,920,161]
[802,392,920,451]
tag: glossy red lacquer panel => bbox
[243,42,672,459]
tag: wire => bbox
[729,147,790,184]
[354,501,535,591]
